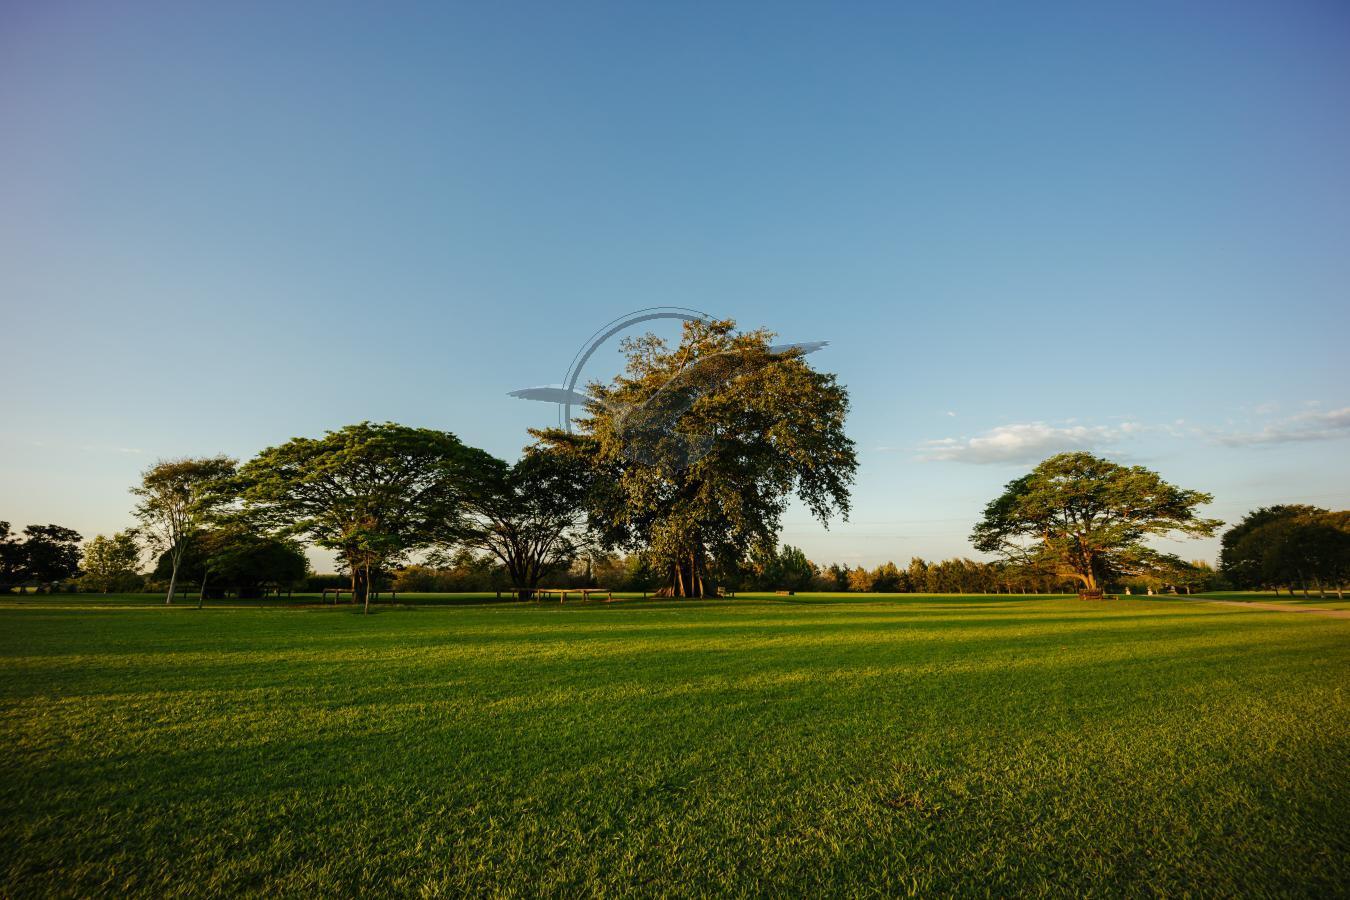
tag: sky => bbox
[2,0,1348,570]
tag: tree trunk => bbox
[165,558,178,606]
[363,565,372,615]
[197,571,208,610]
[351,566,370,610]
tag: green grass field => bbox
[3,593,1347,896]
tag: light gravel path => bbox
[1191,598,1350,620]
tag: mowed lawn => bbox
[2,595,1347,897]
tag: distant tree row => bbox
[0,523,83,593]
[109,320,857,608]
[7,321,1344,605]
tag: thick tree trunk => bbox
[350,567,370,610]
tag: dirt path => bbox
[1192,598,1350,620]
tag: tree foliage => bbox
[740,543,817,592]
[80,531,143,593]
[236,422,486,611]
[0,522,85,591]
[435,447,592,595]
[132,456,237,604]
[154,528,308,602]
[538,319,856,597]
[972,452,1221,591]
[1218,505,1324,590]
[0,522,23,592]
[1221,507,1350,597]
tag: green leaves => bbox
[539,319,857,595]
[236,422,488,588]
[1221,507,1350,593]
[971,452,1222,590]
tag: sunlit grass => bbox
[2,594,1346,895]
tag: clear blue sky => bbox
[3,1,1348,569]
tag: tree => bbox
[237,423,485,612]
[0,522,25,593]
[972,452,1221,593]
[436,447,591,597]
[155,527,308,605]
[81,531,142,593]
[132,456,237,605]
[745,544,817,592]
[870,561,903,593]
[1219,505,1325,592]
[18,524,84,590]
[906,558,931,594]
[1300,511,1350,599]
[1228,511,1350,598]
[539,319,856,597]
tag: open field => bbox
[2,593,1347,896]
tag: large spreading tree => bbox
[538,319,856,597]
[436,447,593,597]
[236,422,488,612]
[971,452,1221,593]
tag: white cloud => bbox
[1214,406,1350,446]
[920,421,1143,465]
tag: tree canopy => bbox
[1218,505,1324,590]
[236,422,489,611]
[537,319,856,597]
[1220,506,1349,597]
[132,455,238,604]
[7,524,84,590]
[435,447,592,595]
[971,452,1221,591]
[81,531,142,593]
[154,527,308,603]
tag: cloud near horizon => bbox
[920,421,1144,465]
[919,404,1350,464]
[1214,406,1350,446]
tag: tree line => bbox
[2,321,1345,602]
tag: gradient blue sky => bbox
[3,1,1348,569]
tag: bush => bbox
[304,574,347,592]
